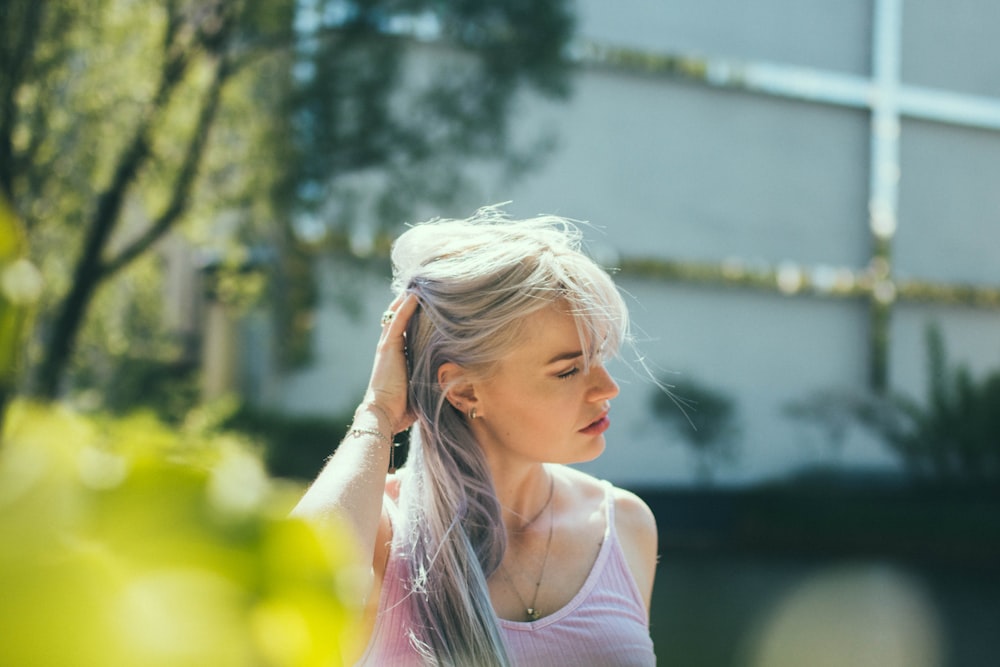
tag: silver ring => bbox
[380,310,395,327]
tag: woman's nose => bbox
[587,364,620,402]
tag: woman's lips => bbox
[580,413,610,435]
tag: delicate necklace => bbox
[498,475,556,621]
[504,471,555,531]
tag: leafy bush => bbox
[786,325,1000,487]
[97,353,203,423]
[0,401,364,667]
[651,376,739,483]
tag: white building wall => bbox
[258,0,1000,487]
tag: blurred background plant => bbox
[786,324,1000,490]
[650,375,740,484]
[0,195,42,421]
[0,400,366,667]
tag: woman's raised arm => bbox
[290,293,418,567]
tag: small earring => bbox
[468,407,478,420]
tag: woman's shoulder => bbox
[554,466,658,606]
[376,472,405,551]
[610,485,658,542]
[554,466,655,528]
[564,468,659,613]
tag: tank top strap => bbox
[601,478,616,542]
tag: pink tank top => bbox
[356,481,657,666]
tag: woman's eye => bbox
[556,367,580,380]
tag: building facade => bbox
[246,0,1000,486]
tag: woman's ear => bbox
[438,361,479,415]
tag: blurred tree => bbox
[0,0,574,402]
[785,325,1000,488]
[651,376,739,484]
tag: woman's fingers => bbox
[384,292,418,337]
[365,293,419,432]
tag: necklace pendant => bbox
[526,608,540,621]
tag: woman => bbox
[292,207,658,666]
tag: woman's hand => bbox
[359,293,419,434]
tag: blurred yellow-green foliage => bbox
[0,196,42,415]
[0,401,364,667]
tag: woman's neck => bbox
[492,463,555,532]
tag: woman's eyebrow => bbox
[545,350,583,365]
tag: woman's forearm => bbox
[290,403,394,563]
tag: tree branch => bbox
[31,6,207,398]
[76,30,196,278]
[101,55,232,278]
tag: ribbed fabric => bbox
[356,481,656,666]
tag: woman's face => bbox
[468,302,620,466]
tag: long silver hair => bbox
[390,206,629,666]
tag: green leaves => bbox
[0,197,41,417]
[881,327,1000,483]
[6,0,576,399]
[786,325,1000,487]
[0,402,364,666]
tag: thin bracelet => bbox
[346,427,390,444]
[344,426,401,471]
[361,402,395,434]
